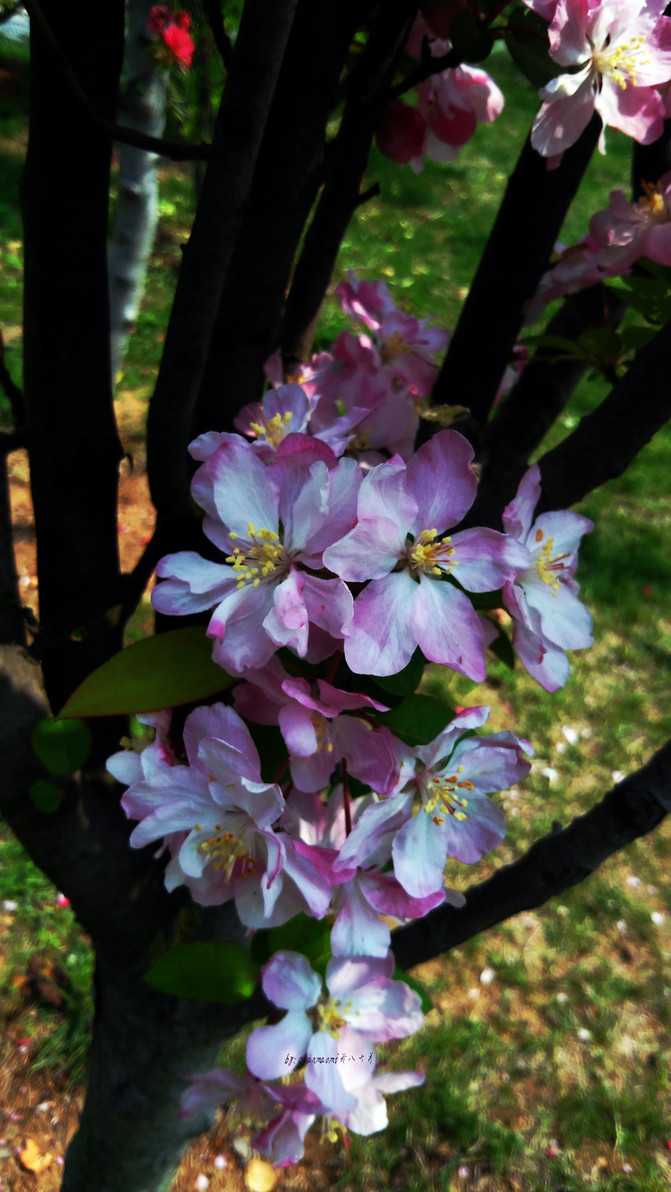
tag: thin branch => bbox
[535,315,671,513]
[147,0,299,525]
[23,0,211,161]
[428,113,602,431]
[281,0,419,363]
[203,0,234,69]
[392,738,671,972]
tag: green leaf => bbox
[619,323,658,350]
[393,967,433,1014]
[504,7,557,88]
[29,779,63,813]
[576,327,622,359]
[377,694,455,746]
[488,622,516,670]
[58,627,234,718]
[373,649,426,697]
[251,915,332,976]
[143,941,258,1003]
[31,717,92,775]
[521,333,581,354]
[448,8,494,62]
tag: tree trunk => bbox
[108,0,168,382]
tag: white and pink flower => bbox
[502,464,593,691]
[531,0,671,156]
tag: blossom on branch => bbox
[530,0,671,156]
[502,464,593,691]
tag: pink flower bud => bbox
[376,102,426,164]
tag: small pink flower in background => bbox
[589,171,671,269]
[376,102,426,164]
[531,0,671,156]
[234,383,311,460]
[56,893,70,909]
[411,64,504,170]
[502,464,593,691]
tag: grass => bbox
[2,30,671,1192]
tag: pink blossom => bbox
[589,171,671,268]
[335,708,531,898]
[411,64,504,171]
[502,464,593,691]
[323,431,529,678]
[246,951,423,1111]
[331,1064,425,1136]
[234,659,397,794]
[252,1083,323,1166]
[376,102,426,164]
[233,383,311,460]
[152,434,359,673]
[108,703,332,926]
[531,0,671,156]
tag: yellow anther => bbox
[535,537,569,593]
[594,33,650,90]
[380,329,408,362]
[225,524,283,587]
[409,529,457,577]
[423,774,471,821]
[316,998,347,1038]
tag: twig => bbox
[203,0,234,69]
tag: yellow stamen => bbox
[225,523,283,588]
[248,408,293,448]
[535,537,570,594]
[380,329,408,362]
[198,825,255,882]
[593,34,649,90]
[423,774,474,822]
[409,529,457,577]
[316,998,348,1038]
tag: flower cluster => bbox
[527,0,671,157]
[146,6,194,69]
[526,171,671,322]
[108,277,594,1163]
[376,12,504,171]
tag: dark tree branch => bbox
[429,114,602,431]
[387,44,459,103]
[392,738,671,971]
[191,0,370,436]
[203,0,234,69]
[463,284,626,530]
[281,0,420,364]
[0,326,24,427]
[22,0,126,712]
[146,0,299,527]
[22,0,212,161]
[533,316,671,513]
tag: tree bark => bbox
[108,0,168,382]
[21,0,126,712]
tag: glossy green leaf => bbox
[373,649,426,697]
[143,941,258,1003]
[58,627,233,718]
[31,717,92,775]
[29,779,63,813]
[251,914,332,976]
[377,694,455,746]
[504,8,557,88]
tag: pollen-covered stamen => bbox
[315,998,349,1038]
[593,33,649,89]
[408,528,457,577]
[534,533,570,593]
[225,522,284,589]
[311,712,335,756]
[423,765,474,822]
[248,408,293,448]
[379,328,408,363]
[198,824,256,882]
[638,179,667,220]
